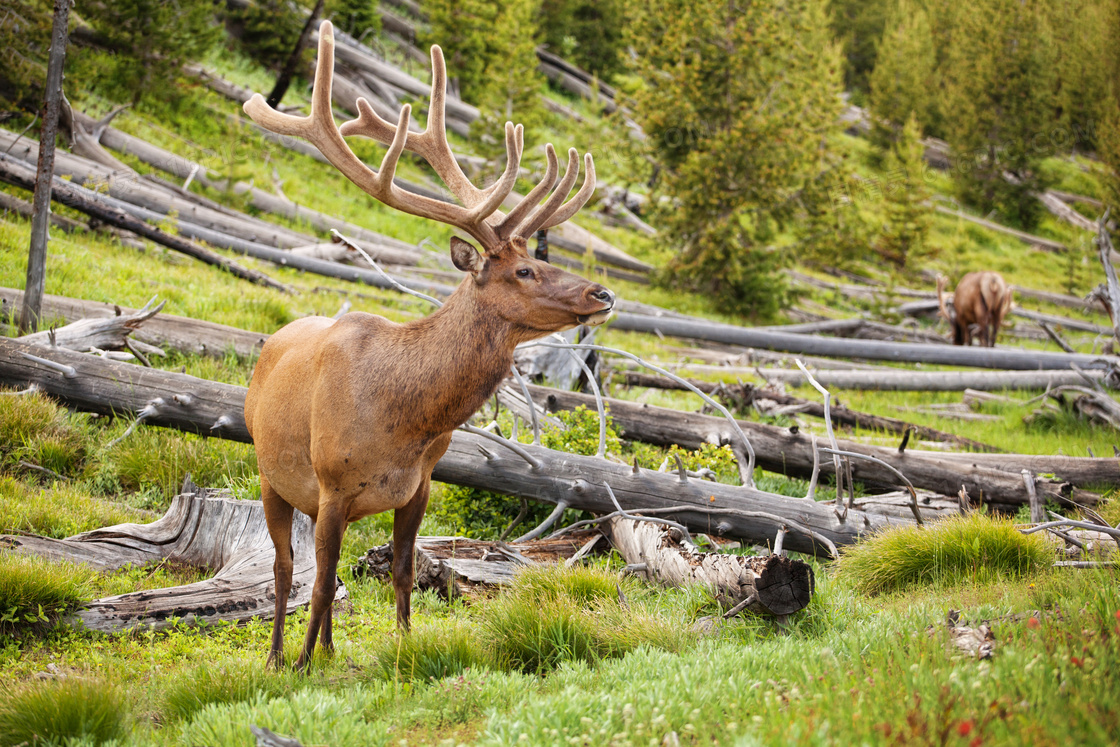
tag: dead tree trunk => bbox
[529,385,1105,508]
[0,155,289,292]
[755,367,1105,392]
[1,482,344,632]
[267,0,326,108]
[18,296,166,360]
[0,338,906,556]
[20,0,73,334]
[604,517,814,617]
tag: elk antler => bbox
[244,21,596,250]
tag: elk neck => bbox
[386,281,520,434]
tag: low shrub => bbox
[835,512,1053,595]
[0,679,127,746]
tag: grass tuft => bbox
[373,621,493,682]
[0,389,89,477]
[0,554,95,633]
[835,512,1053,595]
[160,658,301,722]
[0,679,127,746]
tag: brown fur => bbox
[937,271,1013,347]
[244,237,613,670]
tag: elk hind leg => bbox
[295,501,347,672]
[392,479,432,631]
[262,476,294,669]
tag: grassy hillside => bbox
[0,21,1118,747]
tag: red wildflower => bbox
[1071,656,1083,668]
[1027,617,1040,629]
[957,720,974,737]
[970,738,983,747]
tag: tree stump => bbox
[0,480,345,632]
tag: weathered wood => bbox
[608,312,1116,371]
[1095,214,1120,346]
[20,0,72,334]
[529,385,1106,507]
[1,483,344,632]
[18,296,166,358]
[0,338,905,555]
[0,287,268,358]
[617,372,1000,452]
[0,190,84,232]
[1038,190,1097,233]
[604,517,813,616]
[933,204,1068,252]
[0,154,289,292]
[352,533,606,599]
[758,367,1105,391]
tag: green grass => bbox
[0,554,95,633]
[0,679,128,746]
[835,512,1054,595]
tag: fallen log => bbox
[18,296,166,360]
[0,338,906,555]
[933,205,1068,253]
[0,287,268,358]
[617,371,1000,452]
[757,367,1106,391]
[0,153,290,293]
[352,532,608,600]
[0,189,85,232]
[1,482,345,632]
[608,312,1116,371]
[527,385,1105,507]
[604,517,813,617]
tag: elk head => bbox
[243,21,613,334]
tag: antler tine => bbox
[514,148,581,239]
[244,22,337,139]
[496,143,559,239]
[538,153,596,231]
[377,104,412,192]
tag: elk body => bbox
[937,272,1013,347]
[242,22,614,670]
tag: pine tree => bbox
[81,0,220,104]
[1045,0,1112,152]
[0,0,52,112]
[941,0,1056,228]
[626,0,845,318]
[877,113,933,267]
[537,0,626,80]
[421,0,497,101]
[227,0,306,73]
[1099,1,1120,216]
[868,0,937,148]
[330,0,381,39]
[828,0,891,100]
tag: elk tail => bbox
[937,276,953,323]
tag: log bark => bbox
[0,153,290,292]
[0,338,905,555]
[0,483,344,632]
[617,372,1000,452]
[18,296,166,359]
[608,312,1115,371]
[528,385,1106,507]
[758,367,1105,391]
[353,532,607,600]
[604,517,814,616]
[0,287,269,359]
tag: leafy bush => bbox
[0,555,95,634]
[0,679,127,746]
[836,513,1053,595]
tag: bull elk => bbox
[937,271,1013,347]
[242,21,614,670]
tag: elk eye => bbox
[516,268,532,278]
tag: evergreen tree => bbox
[1045,0,1111,152]
[1099,1,1120,216]
[227,0,306,73]
[82,0,220,104]
[868,0,937,148]
[828,0,891,99]
[330,0,381,39]
[626,0,844,318]
[421,0,496,101]
[877,113,933,267]
[941,0,1055,228]
[536,0,626,80]
[0,0,52,112]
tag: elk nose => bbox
[590,287,615,307]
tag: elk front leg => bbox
[392,479,431,631]
[295,501,347,672]
[262,476,295,669]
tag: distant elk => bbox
[937,272,1013,347]
[242,22,614,671]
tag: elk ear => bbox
[450,237,485,275]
